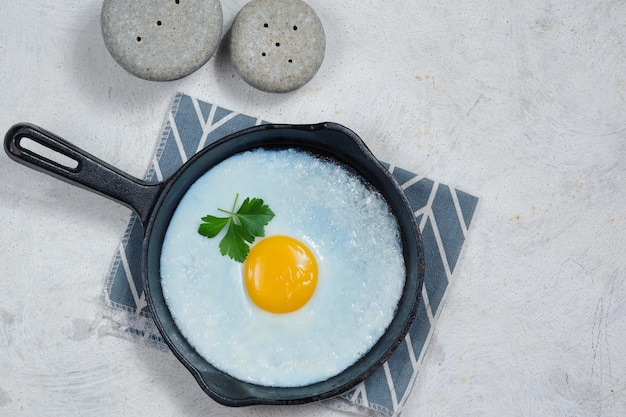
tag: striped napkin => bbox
[103,92,478,416]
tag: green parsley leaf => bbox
[218,223,251,262]
[236,197,276,238]
[198,215,229,238]
[198,194,275,262]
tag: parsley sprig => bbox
[198,194,275,262]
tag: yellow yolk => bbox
[244,236,318,314]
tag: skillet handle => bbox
[4,123,162,228]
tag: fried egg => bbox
[160,148,405,387]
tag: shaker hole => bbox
[264,23,269,28]
[136,36,142,41]
[293,26,298,30]
[275,42,280,47]
[157,20,162,26]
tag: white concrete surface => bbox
[1,0,625,416]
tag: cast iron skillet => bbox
[4,122,425,406]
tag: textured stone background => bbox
[1,0,625,416]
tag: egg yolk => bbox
[244,236,318,314]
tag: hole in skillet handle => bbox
[5,123,82,173]
[142,122,424,406]
[17,137,80,170]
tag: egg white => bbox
[160,148,405,387]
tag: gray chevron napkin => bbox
[103,92,478,417]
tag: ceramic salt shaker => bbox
[229,0,325,93]
[101,0,223,81]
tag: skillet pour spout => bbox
[4,121,424,406]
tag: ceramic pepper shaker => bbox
[229,0,326,93]
[101,0,223,81]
